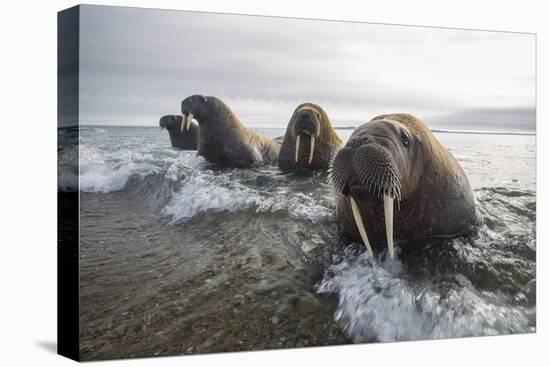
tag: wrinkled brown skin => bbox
[181,95,280,167]
[333,113,481,251]
[278,103,343,171]
[159,115,199,150]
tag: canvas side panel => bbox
[57,5,80,362]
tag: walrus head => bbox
[180,94,222,127]
[279,103,342,170]
[160,114,198,134]
[181,94,245,130]
[329,114,426,258]
[292,104,323,165]
[180,94,207,132]
[159,115,179,130]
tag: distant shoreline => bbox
[333,126,535,136]
[71,125,535,136]
[429,129,535,136]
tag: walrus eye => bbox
[401,132,410,147]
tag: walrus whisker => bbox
[390,176,401,208]
[382,175,388,196]
[370,171,379,196]
[350,196,374,257]
[328,160,349,194]
[397,196,401,211]
[295,134,301,163]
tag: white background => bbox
[0,0,547,366]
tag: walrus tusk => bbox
[181,115,186,132]
[295,135,301,163]
[187,113,193,131]
[308,136,315,165]
[160,126,164,131]
[350,197,374,257]
[383,194,395,259]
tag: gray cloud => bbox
[78,5,535,131]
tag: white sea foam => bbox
[78,143,156,193]
[79,160,158,193]
[77,138,207,193]
[318,252,534,342]
[163,171,333,222]
[78,134,333,221]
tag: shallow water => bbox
[61,125,536,360]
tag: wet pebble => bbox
[202,338,215,349]
[293,295,319,317]
[245,291,257,301]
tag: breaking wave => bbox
[318,227,536,342]
[70,129,334,222]
[163,171,333,223]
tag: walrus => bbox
[159,115,198,150]
[180,95,281,167]
[278,103,343,170]
[329,113,481,258]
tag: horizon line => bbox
[67,124,536,136]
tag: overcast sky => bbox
[79,5,535,131]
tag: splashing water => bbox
[318,227,535,342]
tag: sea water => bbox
[59,126,535,360]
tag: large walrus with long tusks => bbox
[278,103,343,170]
[181,95,281,167]
[159,115,199,150]
[329,113,481,258]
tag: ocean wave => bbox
[77,136,334,222]
[80,162,160,193]
[77,140,206,193]
[78,143,156,193]
[318,230,535,342]
[163,171,334,223]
